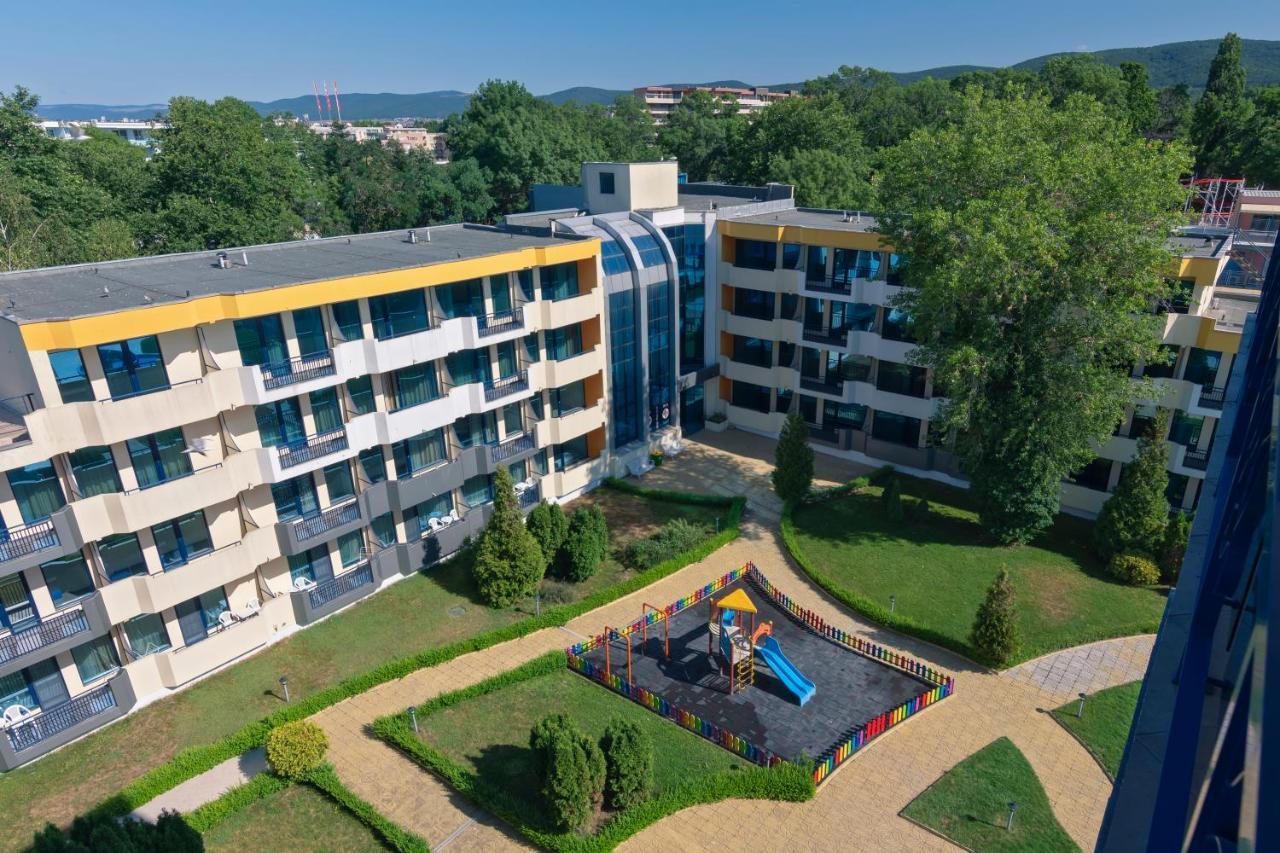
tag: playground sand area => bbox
[574,574,931,762]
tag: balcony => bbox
[1198,386,1227,411]
[277,429,349,469]
[0,607,92,670]
[157,612,269,688]
[0,518,59,565]
[1184,448,1211,471]
[292,562,376,626]
[800,376,844,396]
[802,276,853,297]
[517,480,541,509]
[259,352,336,391]
[802,327,848,347]
[490,431,535,463]
[2,676,132,764]
[291,499,361,542]
[477,310,524,338]
[484,370,530,403]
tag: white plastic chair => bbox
[445,509,461,524]
[237,598,261,620]
[216,610,236,630]
[292,576,316,592]
[1,705,34,728]
[428,516,445,532]
[523,476,537,491]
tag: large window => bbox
[97,335,168,399]
[288,546,332,584]
[733,287,774,320]
[323,461,355,503]
[876,362,928,397]
[781,243,803,270]
[664,224,707,375]
[6,460,66,523]
[490,275,512,315]
[730,381,771,414]
[540,262,580,301]
[1169,412,1205,447]
[346,375,375,415]
[546,325,583,361]
[732,336,773,368]
[835,302,877,333]
[357,447,387,484]
[123,613,169,657]
[434,280,485,320]
[392,428,448,476]
[823,401,868,430]
[291,307,328,357]
[870,410,921,447]
[371,513,397,549]
[50,350,93,403]
[175,589,229,645]
[337,530,364,567]
[1068,458,1114,492]
[0,660,68,714]
[836,354,873,383]
[235,315,288,367]
[881,308,917,343]
[734,239,776,271]
[1143,345,1179,379]
[601,240,631,276]
[460,473,494,507]
[806,245,828,282]
[0,575,35,631]
[68,445,121,498]
[552,381,587,416]
[648,280,675,429]
[126,428,192,489]
[608,290,642,447]
[388,362,441,411]
[272,475,319,522]
[152,510,213,570]
[1183,347,1222,386]
[445,349,491,386]
[631,234,667,268]
[496,340,518,378]
[72,635,119,685]
[406,493,454,537]
[332,300,363,341]
[255,398,305,448]
[553,436,589,471]
[833,248,881,283]
[369,290,429,339]
[454,412,497,449]
[309,387,343,434]
[41,553,94,607]
[97,532,147,582]
[523,334,541,364]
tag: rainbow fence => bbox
[564,563,954,785]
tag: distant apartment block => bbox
[633,86,798,124]
[39,120,163,152]
[306,122,450,163]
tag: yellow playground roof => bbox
[715,589,758,614]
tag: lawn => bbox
[902,737,1078,852]
[789,477,1167,664]
[415,667,749,830]
[202,783,385,853]
[1051,681,1142,779]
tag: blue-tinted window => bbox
[97,335,168,399]
[175,589,230,645]
[369,290,429,339]
[445,349,491,386]
[50,350,93,403]
[435,280,485,319]
[323,461,355,502]
[125,428,191,489]
[151,510,213,570]
[733,288,774,320]
[68,445,121,498]
[371,512,397,548]
[732,336,773,368]
[730,382,771,414]
[608,290,642,447]
[631,234,667,269]
[255,398,305,448]
[598,171,615,194]
[806,246,828,282]
[332,301,363,341]
[648,280,674,429]
[881,308,916,343]
[292,308,328,356]
[287,546,331,584]
[389,362,441,411]
[546,325,583,361]
[601,240,631,276]
[554,436,589,471]
[406,492,454,537]
[234,315,288,367]
[272,475,319,521]
[454,412,497,449]
[781,243,803,270]
[663,224,707,375]
[523,334,541,363]
[98,532,147,582]
[496,341,518,378]
[392,428,448,476]
[876,362,927,398]
[734,239,776,271]
[540,263,580,301]
[346,375,375,415]
[833,249,881,283]
[517,269,534,301]
[123,613,169,657]
[358,447,387,484]
[552,381,587,416]
[460,473,494,508]
[308,387,343,434]
[824,401,868,430]
[41,553,94,606]
[870,410,921,447]
[0,659,67,713]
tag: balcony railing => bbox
[484,370,529,402]
[492,432,535,463]
[477,310,523,338]
[518,481,541,508]
[801,328,848,347]
[292,499,361,541]
[277,429,349,469]
[1184,448,1211,471]
[0,607,90,665]
[308,562,374,609]
[6,681,118,753]
[803,276,853,296]
[1198,386,1227,410]
[260,351,336,390]
[0,518,59,564]
[800,376,843,396]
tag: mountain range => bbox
[35,37,1280,122]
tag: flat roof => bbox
[1168,233,1228,259]
[0,225,582,324]
[727,207,882,234]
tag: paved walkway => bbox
[132,748,267,823]
[146,429,1153,850]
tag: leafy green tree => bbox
[971,567,1019,666]
[1158,511,1192,583]
[601,718,653,809]
[1120,62,1158,135]
[1236,86,1280,187]
[1152,84,1195,141]
[473,468,546,606]
[656,90,741,181]
[1039,54,1127,114]
[526,500,569,565]
[583,95,659,162]
[737,94,868,183]
[33,810,203,853]
[1094,411,1171,561]
[882,475,905,522]
[530,714,605,830]
[558,505,609,582]
[879,91,1188,543]
[769,148,874,210]
[771,413,814,504]
[1192,33,1253,176]
[854,77,960,150]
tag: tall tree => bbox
[1191,33,1253,176]
[1094,410,1171,560]
[736,94,872,196]
[879,91,1188,543]
[772,413,815,504]
[656,90,740,182]
[472,467,546,606]
[1120,62,1158,136]
[1152,84,1194,142]
[971,567,1019,665]
[1236,86,1280,187]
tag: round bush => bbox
[265,720,329,779]
[601,718,653,810]
[529,713,604,830]
[1108,551,1161,586]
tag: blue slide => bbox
[755,636,816,706]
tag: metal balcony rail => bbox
[0,608,90,665]
[260,351,336,390]
[802,276,853,296]
[484,370,529,402]
[1184,448,1211,471]
[801,327,848,347]
[800,376,844,395]
[1198,386,1227,410]
[477,310,523,337]
[292,499,361,541]
[308,562,374,609]
[492,432,535,463]
[6,681,117,752]
[518,481,541,508]
[277,429,349,469]
[0,517,59,564]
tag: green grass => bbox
[202,782,386,853]
[902,737,1078,852]
[788,477,1166,664]
[418,668,748,819]
[1051,681,1142,779]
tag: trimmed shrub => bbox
[772,413,815,503]
[474,468,547,606]
[909,497,931,522]
[868,464,896,486]
[623,518,707,570]
[1108,551,1161,586]
[882,476,904,522]
[1094,411,1171,560]
[530,714,604,831]
[527,500,569,565]
[34,809,202,853]
[601,718,653,810]
[1158,513,1191,584]
[265,720,329,779]
[971,567,1019,666]
[558,506,609,582]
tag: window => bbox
[151,510,213,570]
[876,362,927,397]
[0,660,68,713]
[842,302,877,333]
[337,531,364,567]
[406,492,454,537]
[126,427,192,489]
[371,513,397,549]
[1068,458,1114,491]
[388,362,441,410]
[97,532,147,582]
[664,224,707,376]
[553,436,589,471]
[392,428,448,476]
[292,308,328,356]
[41,553,94,606]
[833,248,881,283]
[323,461,355,503]
[68,445,121,498]
[886,253,904,284]
[517,269,534,301]
[730,382,771,414]
[461,473,494,507]
[496,341,518,378]
[454,412,497,449]
[1167,474,1190,507]
[800,347,823,380]
[806,246,828,282]
[546,325,583,361]
[445,349,491,386]
[175,589,229,645]
[552,381,587,416]
[540,263,580,301]
[0,575,35,631]
[823,401,868,430]
[50,350,93,403]
[778,341,797,369]
[501,402,523,436]
[734,239,776,271]
[124,613,169,657]
[598,171,615,194]
[1128,409,1157,439]
[523,334,541,363]
[434,280,485,319]
[357,447,386,484]
[309,387,343,434]
[1143,345,1179,379]
[799,395,818,424]
[255,398,305,448]
[346,375,375,415]
[531,450,549,476]
[775,388,793,413]
[870,411,921,447]
[601,240,632,276]
[609,290,642,446]
[733,287,775,320]
[1183,348,1222,387]
[72,635,119,684]
[732,336,773,368]
[648,280,674,429]
[881,308,916,343]
[780,293,800,321]
[97,335,168,399]
[332,301,363,341]
[530,392,545,421]
[272,475,319,522]
[1169,412,1204,447]
[837,354,873,383]
[490,274,512,315]
[234,315,288,367]
[369,290,429,339]
[631,234,667,268]
[287,546,332,584]
[781,243,803,270]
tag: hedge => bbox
[83,487,747,825]
[372,652,813,852]
[304,765,431,853]
[182,772,290,834]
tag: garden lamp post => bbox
[1077,692,1087,718]
[1007,801,1019,831]
[890,594,897,614]
[279,675,290,703]
[408,706,418,734]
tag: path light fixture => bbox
[1007,801,1019,831]
[1077,692,1087,718]
[408,706,418,734]
[889,595,897,614]
[279,675,290,703]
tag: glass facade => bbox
[663,224,706,375]
[631,234,667,268]
[608,290,642,447]
[601,240,631,276]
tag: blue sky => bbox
[5,0,1279,104]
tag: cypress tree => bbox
[772,412,815,504]
[473,467,546,607]
[971,567,1019,666]
[1191,33,1252,175]
[1094,410,1170,561]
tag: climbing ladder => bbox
[733,654,755,692]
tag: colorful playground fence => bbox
[565,562,954,785]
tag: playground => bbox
[571,566,944,765]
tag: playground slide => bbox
[755,636,816,706]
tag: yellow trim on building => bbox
[719,220,887,251]
[1196,317,1242,354]
[1174,256,1225,287]
[20,241,600,351]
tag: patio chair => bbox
[1,705,34,728]
[237,598,261,620]
[292,576,316,592]
[445,509,461,524]
[428,516,446,532]
[216,610,236,630]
